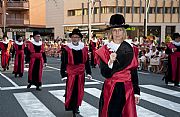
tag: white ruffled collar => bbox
[67,42,84,50]
[2,40,9,44]
[15,41,23,45]
[106,41,121,52]
[32,40,42,46]
[124,39,133,47]
[172,41,180,46]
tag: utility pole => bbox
[2,0,6,34]
[144,0,150,37]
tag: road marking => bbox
[141,85,180,98]
[46,66,104,84]
[138,71,150,75]
[50,90,98,117]
[46,66,60,70]
[0,72,19,87]
[0,82,100,91]
[141,92,180,113]
[14,92,56,117]
[84,88,164,117]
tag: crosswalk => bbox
[13,85,180,117]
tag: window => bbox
[109,7,115,13]
[172,7,178,14]
[157,7,162,14]
[141,7,145,14]
[93,7,98,14]
[117,6,123,13]
[101,7,108,14]
[126,7,131,13]
[148,7,155,14]
[165,7,171,13]
[75,9,82,16]
[134,7,140,14]
[68,10,75,16]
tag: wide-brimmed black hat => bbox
[33,31,41,37]
[69,29,83,38]
[106,14,129,30]
[172,33,180,40]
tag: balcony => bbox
[6,1,29,10]
[6,19,29,26]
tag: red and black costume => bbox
[26,40,47,87]
[12,41,25,77]
[89,40,97,67]
[0,40,13,71]
[165,41,180,86]
[60,42,91,113]
[96,41,140,117]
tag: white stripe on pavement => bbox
[0,82,100,91]
[46,66,60,70]
[84,88,164,117]
[49,90,98,117]
[46,65,104,84]
[141,92,180,113]
[0,72,19,87]
[141,85,180,98]
[14,92,56,117]
[138,71,150,75]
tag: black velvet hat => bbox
[33,31,40,37]
[172,33,180,40]
[69,29,83,38]
[106,14,129,30]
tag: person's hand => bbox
[110,53,117,63]
[172,48,177,52]
[86,74,92,79]
[135,96,140,105]
[61,77,67,81]
[43,63,47,67]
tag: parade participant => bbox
[89,34,97,68]
[60,28,92,116]
[12,35,25,78]
[165,33,180,87]
[96,14,140,117]
[26,31,47,91]
[0,35,13,71]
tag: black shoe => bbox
[174,84,180,87]
[3,68,6,71]
[7,66,9,70]
[15,74,17,78]
[36,87,42,91]
[73,108,80,114]
[27,84,31,88]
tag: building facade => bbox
[64,0,180,41]
[0,0,54,39]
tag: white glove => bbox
[86,74,92,79]
[110,53,117,62]
[61,77,67,81]
[44,63,47,67]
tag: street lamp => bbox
[144,0,150,37]
[88,0,101,42]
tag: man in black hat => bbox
[12,35,25,78]
[96,14,140,117]
[165,33,180,87]
[0,35,13,71]
[60,28,92,116]
[26,31,47,91]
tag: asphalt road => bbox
[0,57,180,117]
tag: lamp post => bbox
[144,0,150,37]
[2,0,6,34]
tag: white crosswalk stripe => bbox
[13,85,180,117]
[49,90,98,117]
[84,88,164,117]
[14,92,56,117]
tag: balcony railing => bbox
[7,1,29,10]
[6,19,29,26]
